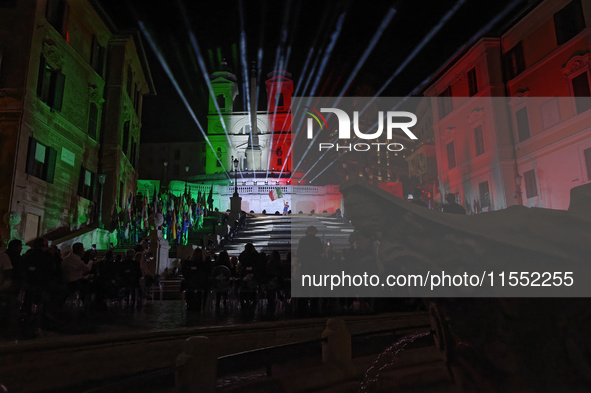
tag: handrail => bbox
[65,319,431,393]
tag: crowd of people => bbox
[0,236,156,339]
[0,228,298,339]
[180,244,292,314]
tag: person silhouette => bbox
[442,193,466,215]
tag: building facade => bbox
[503,0,591,210]
[0,0,153,243]
[422,0,591,212]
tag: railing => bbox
[162,182,341,198]
[55,321,432,393]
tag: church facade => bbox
[138,67,343,215]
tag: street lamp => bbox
[163,160,168,191]
[98,173,107,229]
[232,156,239,197]
[515,173,523,205]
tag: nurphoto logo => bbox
[305,106,418,152]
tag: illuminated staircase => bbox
[222,214,355,256]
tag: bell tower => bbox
[206,62,238,175]
[266,70,293,113]
[266,71,293,175]
[208,62,238,115]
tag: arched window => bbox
[216,148,222,167]
[239,125,260,135]
[216,94,225,109]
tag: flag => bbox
[143,194,149,229]
[140,194,147,230]
[126,193,133,221]
[269,187,283,201]
[171,210,177,240]
[207,185,214,208]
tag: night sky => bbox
[96,0,536,143]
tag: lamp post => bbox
[232,156,239,197]
[98,173,107,229]
[163,160,168,191]
[515,173,523,205]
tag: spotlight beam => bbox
[292,8,397,175]
[277,13,346,179]
[138,21,230,179]
[238,0,257,181]
[304,0,525,183]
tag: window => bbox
[277,158,283,166]
[134,90,141,114]
[438,86,452,119]
[45,0,69,37]
[216,148,222,167]
[467,67,478,97]
[524,169,538,198]
[446,141,456,169]
[474,125,485,156]
[130,138,137,168]
[276,93,284,107]
[479,181,490,208]
[554,0,585,45]
[503,42,525,80]
[26,137,57,183]
[515,107,530,142]
[584,147,591,181]
[88,103,98,140]
[126,65,132,99]
[571,72,591,114]
[541,99,560,129]
[119,181,125,208]
[122,121,130,156]
[37,56,65,110]
[90,36,106,77]
[78,167,96,200]
[217,94,225,109]
[202,157,206,167]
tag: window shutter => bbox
[90,36,99,71]
[53,72,65,111]
[46,147,57,183]
[59,0,70,38]
[88,103,98,139]
[78,166,84,195]
[36,57,46,98]
[99,45,107,78]
[92,172,99,202]
[25,137,37,174]
[585,147,591,181]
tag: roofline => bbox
[132,30,157,96]
[89,0,156,96]
[414,0,542,96]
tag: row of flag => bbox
[115,184,215,243]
